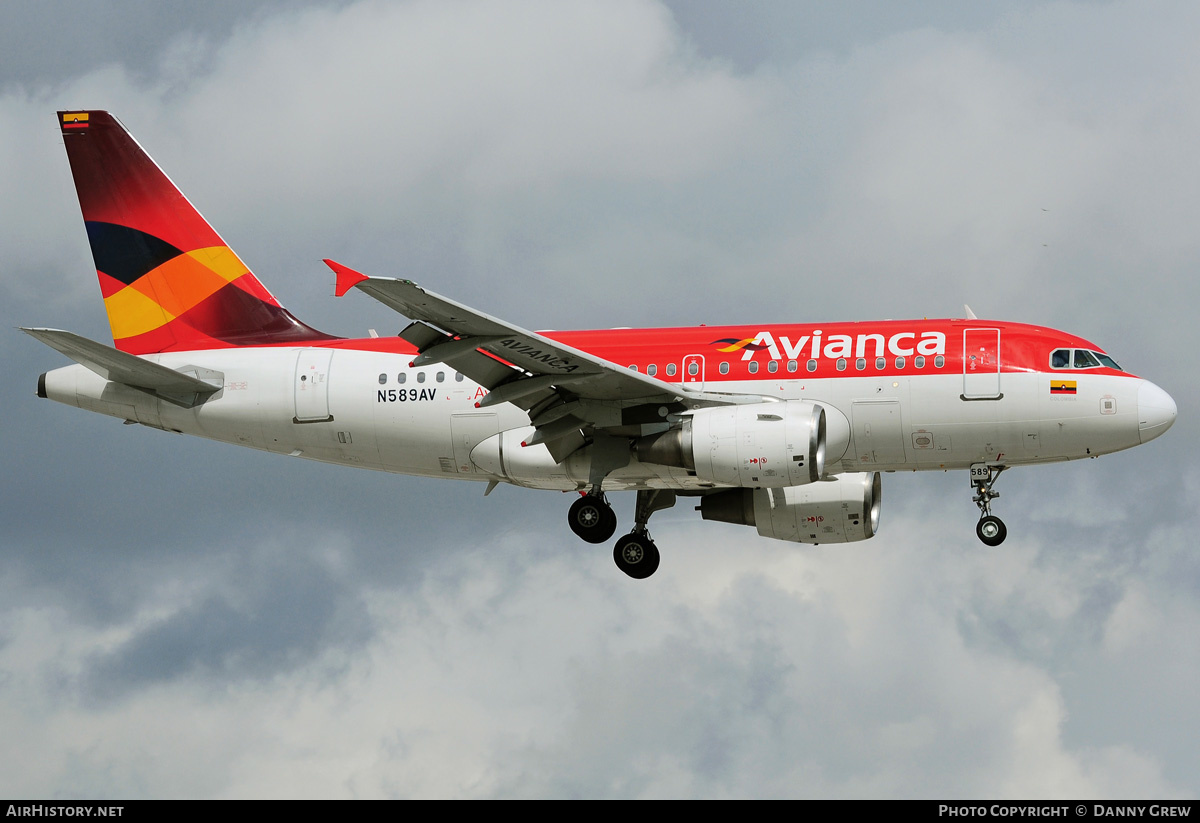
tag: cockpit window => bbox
[1095,352,1123,370]
[1051,348,1123,371]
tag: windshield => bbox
[1050,348,1123,372]
[1095,352,1123,370]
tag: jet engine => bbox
[636,400,849,488]
[699,472,881,544]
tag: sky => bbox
[1,0,1196,799]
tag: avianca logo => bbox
[497,338,579,372]
[712,330,947,361]
[713,338,771,354]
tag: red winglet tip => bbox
[326,258,368,297]
[520,441,528,448]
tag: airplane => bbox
[25,110,1177,579]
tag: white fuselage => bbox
[40,345,1166,493]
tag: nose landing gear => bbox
[971,464,1007,546]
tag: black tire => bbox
[601,504,618,542]
[613,533,660,579]
[976,515,1007,547]
[569,495,617,544]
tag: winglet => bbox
[325,258,368,297]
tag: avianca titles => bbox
[26,110,1177,579]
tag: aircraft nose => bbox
[1137,380,1177,444]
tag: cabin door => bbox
[962,329,1001,400]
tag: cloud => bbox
[79,531,374,700]
[1,515,1189,798]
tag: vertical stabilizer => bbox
[57,110,334,353]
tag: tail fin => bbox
[57,110,334,354]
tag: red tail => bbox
[58,110,334,353]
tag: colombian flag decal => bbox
[61,112,89,130]
[1051,380,1077,395]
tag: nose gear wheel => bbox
[976,514,1007,546]
[971,464,1007,546]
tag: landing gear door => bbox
[294,348,334,423]
[962,328,1001,400]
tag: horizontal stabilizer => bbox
[22,328,222,401]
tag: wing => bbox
[326,260,763,459]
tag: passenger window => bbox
[398,373,407,384]
[914,355,925,369]
[1051,349,1071,369]
[688,362,699,376]
[767,360,778,373]
[787,360,798,373]
[666,363,677,377]
[748,361,759,374]
[629,364,638,372]
[934,355,945,368]
[455,372,464,382]
[855,358,865,371]
[895,357,905,369]
[417,371,426,383]
[436,371,445,383]
[875,357,886,370]
[378,373,387,385]
[719,362,729,375]
[836,358,847,371]
[648,364,657,376]
[807,359,817,372]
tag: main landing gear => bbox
[971,463,1008,547]
[568,492,617,544]
[614,532,659,580]
[567,489,675,579]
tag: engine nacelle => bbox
[699,472,881,544]
[638,400,845,488]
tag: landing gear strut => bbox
[612,490,675,579]
[568,492,617,544]
[971,464,1007,546]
